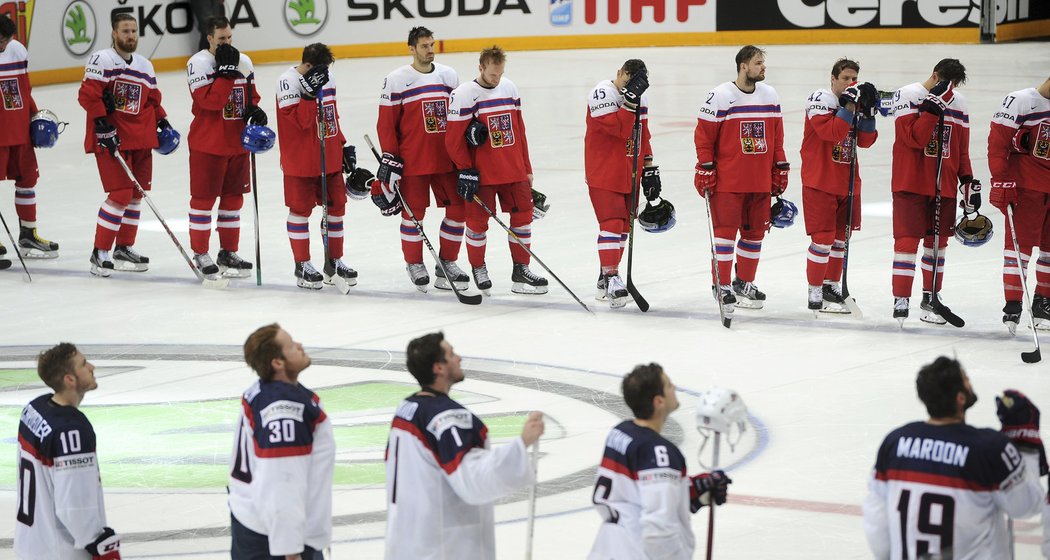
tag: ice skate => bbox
[808,285,823,316]
[89,248,114,278]
[113,245,149,272]
[595,273,607,301]
[472,264,492,296]
[324,258,357,294]
[1034,295,1050,331]
[731,277,765,309]
[18,227,59,259]
[0,242,10,270]
[217,250,253,279]
[713,284,736,328]
[819,282,850,314]
[511,263,548,295]
[920,292,948,325]
[434,259,469,291]
[193,252,220,280]
[604,273,629,309]
[1003,301,1022,335]
[406,262,429,293]
[893,296,909,327]
[295,261,323,290]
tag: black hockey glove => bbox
[342,145,357,174]
[465,120,488,147]
[102,90,116,114]
[920,80,954,117]
[997,389,1049,476]
[94,118,120,155]
[689,470,732,513]
[156,118,173,132]
[457,168,480,200]
[214,44,240,78]
[641,165,661,201]
[377,152,404,186]
[838,83,861,108]
[857,82,879,118]
[298,64,329,100]
[621,71,649,111]
[86,526,121,560]
[244,105,267,126]
[371,178,403,217]
[958,176,981,213]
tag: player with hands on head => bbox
[14,343,121,560]
[862,356,1044,560]
[384,332,544,559]
[588,363,731,560]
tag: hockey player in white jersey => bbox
[589,363,731,560]
[384,332,545,560]
[15,343,121,560]
[228,324,334,560]
[863,357,1045,559]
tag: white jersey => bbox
[384,392,533,560]
[588,420,695,560]
[15,394,110,560]
[227,380,335,556]
[862,421,1043,560]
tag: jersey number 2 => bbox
[897,489,954,556]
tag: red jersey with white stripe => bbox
[0,39,37,147]
[585,80,652,193]
[446,78,533,186]
[384,392,533,560]
[227,380,334,556]
[862,421,1043,560]
[275,66,345,177]
[186,49,260,156]
[800,88,878,195]
[77,48,167,153]
[694,81,786,193]
[989,87,1050,194]
[377,62,459,176]
[891,82,973,196]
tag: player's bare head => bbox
[406,332,448,386]
[408,26,434,47]
[302,43,334,67]
[933,58,966,87]
[243,323,284,382]
[0,15,15,40]
[111,13,138,53]
[623,363,674,420]
[736,45,765,76]
[206,16,232,48]
[408,26,436,66]
[831,58,859,80]
[916,356,976,419]
[37,343,81,392]
[620,59,647,79]
[478,46,506,87]
[480,45,506,67]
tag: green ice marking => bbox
[65,5,91,45]
[0,369,42,390]
[288,0,322,25]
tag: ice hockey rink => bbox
[1,40,1049,558]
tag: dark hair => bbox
[933,58,967,86]
[480,45,506,66]
[38,343,79,392]
[408,26,433,47]
[406,332,446,386]
[831,58,860,78]
[206,15,231,36]
[622,363,666,420]
[111,13,137,30]
[621,59,647,78]
[244,323,282,382]
[0,15,16,40]
[916,356,967,418]
[735,45,765,72]
[302,43,334,66]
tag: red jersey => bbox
[891,82,972,197]
[694,81,786,193]
[186,49,261,157]
[0,39,37,147]
[77,48,167,153]
[800,88,877,196]
[275,66,345,178]
[989,87,1050,195]
[446,77,532,186]
[377,62,459,176]
[584,79,652,193]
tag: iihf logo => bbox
[549,0,572,26]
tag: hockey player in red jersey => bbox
[801,58,879,313]
[275,43,358,290]
[988,75,1050,332]
[77,14,174,277]
[15,343,122,560]
[863,357,1045,559]
[0,16,60,263]
[376,27,470,293]
[185,16,265,280]
[585,59,658,309]
[694,45,788,313]
[446,46,548,295]
[889,59,975,324]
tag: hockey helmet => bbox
[30,110,66,149]
[241,124,276,154]
[346,168,374,200]
[695,388,748,436]
[531,187,550,220]
[155,125,181,155]
[638,199,676,233]
[955,212,993,247]
[770,197,797,229]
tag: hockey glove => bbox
[919,80,954,116]
[94,118,120,155]
[298,64,329,100]
[156,119,173,132]
[997,389,1049,476]
[771,161,790,196]
[641,165,661,201]
[370,179,403,217]
[1012,126,1032,154]
[342,145,357,173]
[621,71,649,112]
[244,105,267,126]
[214,44,240,78]
[465,120,488,147]
[532,188,549,220]
[857,82,879,119]
[457,168,480,200]
[102,90,116,114]
[86,526,121,560]
[990,180,1018,213]
[958,177,981,213]
[689,470,732,513]
[838,82,861,109]
[376,152,404,187]
[694,162,716,196]
[346,168,374,201]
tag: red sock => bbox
[734,237,763,282]
[14,187,36,227]
[438,205,465,262]
[114,198,141,247]
[508,212,531,265]
[217,194,243,252]
[286,211,311,262]
[892,237,920,298]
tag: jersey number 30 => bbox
[897,489,955,556]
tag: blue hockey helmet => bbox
[955,212,993,247]
[770,197,797,229]
[241,124,276,154]
[638,199,676,233]
[155,125,181,155]
[30,110,66,148]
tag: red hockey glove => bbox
[997,389,1049,476]
[694,162,716,197]
[771,161,790,196]
[86,527,121,560]
[989,180,1018,214]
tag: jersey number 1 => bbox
[897,489,955,557]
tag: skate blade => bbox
[595,288,608,301]
[434,276,469,291]
[220,267,252,279]
[90,264,112,278]
[18,247,58,259]
[296,278,323,290]
[512,282,549,295]
[919,310,947,325]
[324,274,354,295]
[1034,319,1050,332]
[734,297,764,310]
[722,307,734,328]
[1006,321,1018,335]
[609,294,629,309]
[114,260,149,272]
[819,302,851,314]
[203,276,230,289]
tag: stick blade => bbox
[1022,348,1042,364]
[626,279,649,312]
[455,291,484,305]
[933,301,965,328]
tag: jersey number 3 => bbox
[897,489,955,556]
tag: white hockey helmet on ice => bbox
[695,387,748,440]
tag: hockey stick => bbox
[315,87,350,295]
[0,209,30,281]
[928,112,964,327]
[525,439,539,560]
[250,153,261,286]
[623,109,650,312]
[703,190,731,328]
[837,110,864,318]
[1006,205,1042,363]
[113,152,229,289]
[705,431,721,560]
[363,135,482,305]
